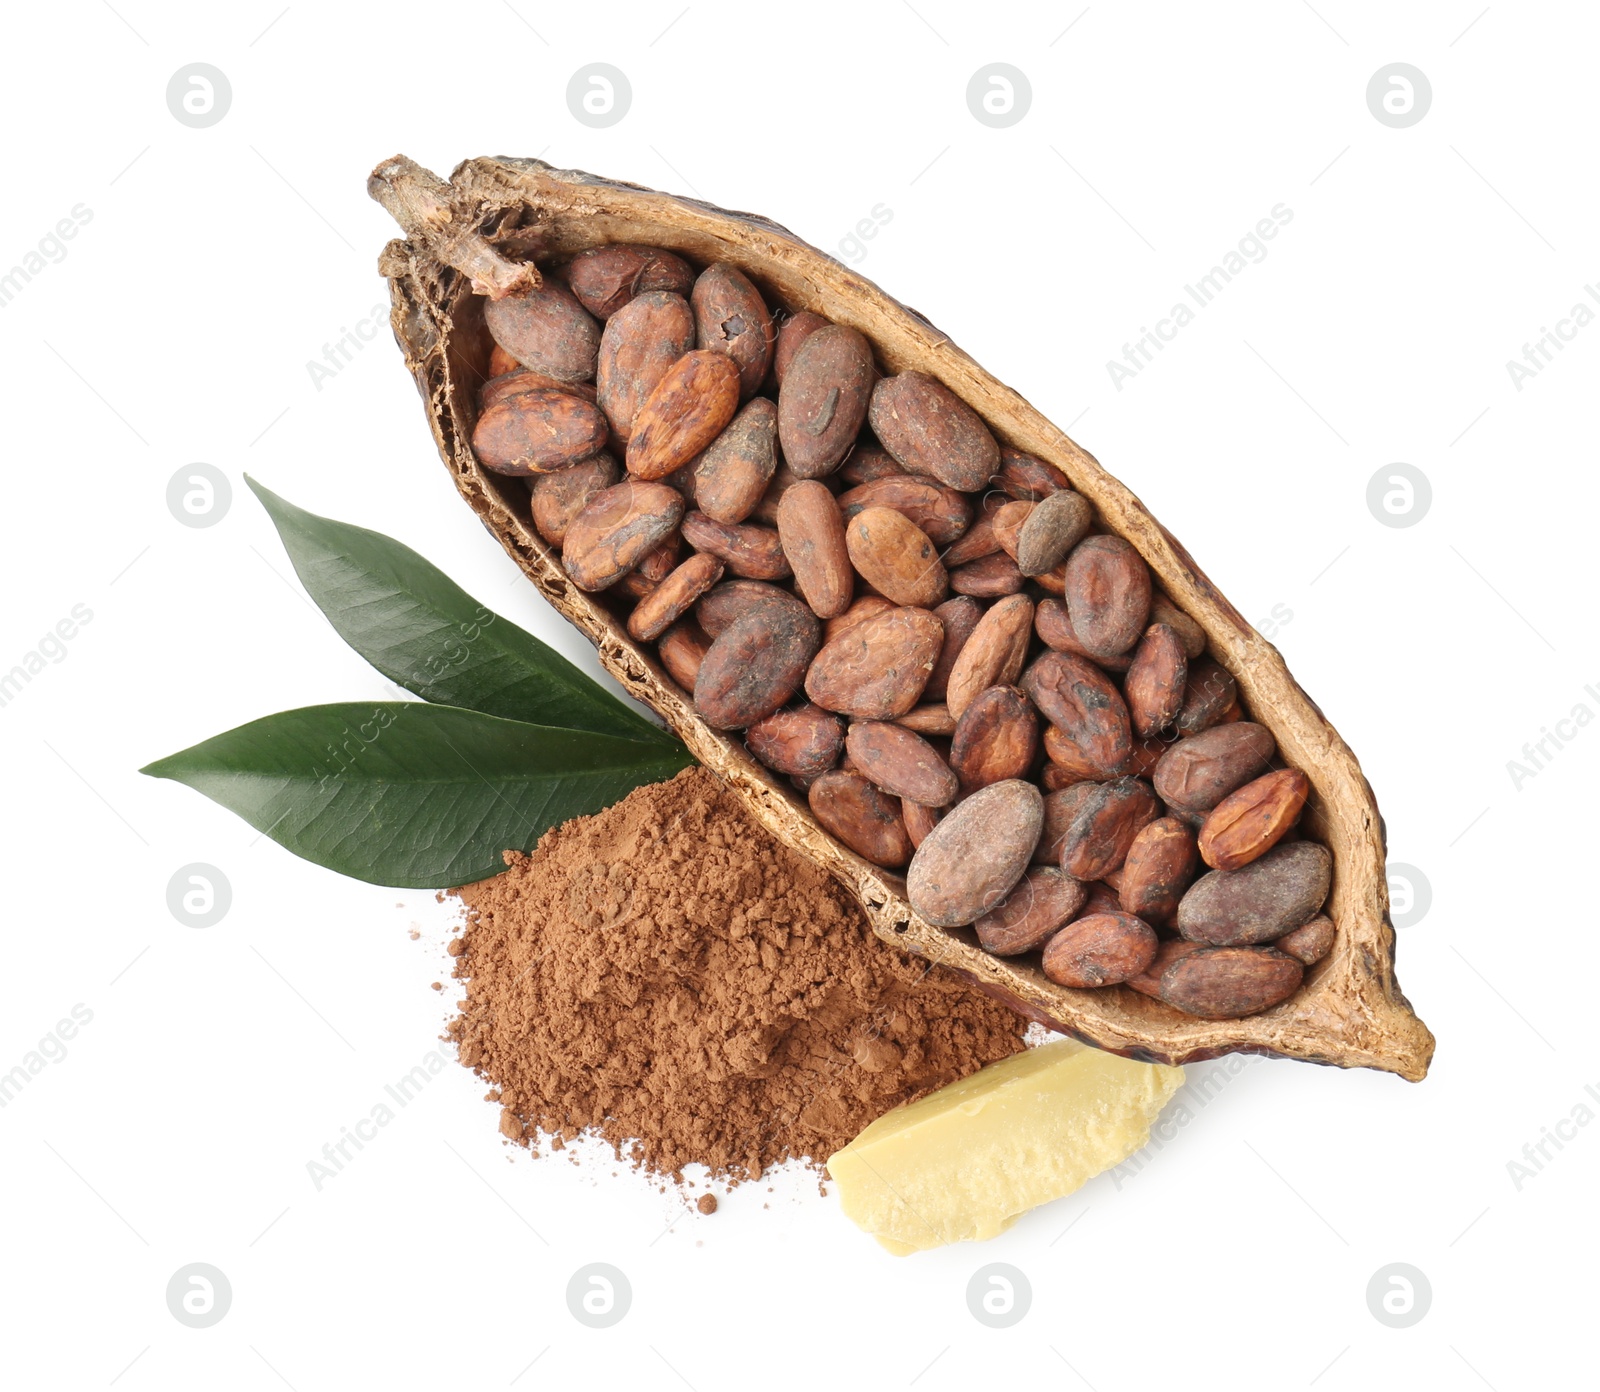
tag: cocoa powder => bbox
[446,766,1025,1182]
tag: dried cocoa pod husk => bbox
[565,243,694,318]
[745,703,845,779]
[776,480,853,619]
[529,451,620,546]
[375,155,1432,1080]
[692,261,773,400]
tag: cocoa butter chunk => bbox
[1159,946,1303,1019]
[829,1039,1184,1254]
[1176,841,1332,946]
[906,779,1042,927]
[808,770,913,869]
[693,602,821,730]
[867,370,999,492]
[777,324,875,478]
[482,277,601,382]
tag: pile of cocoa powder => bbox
[446,766,1026,1182]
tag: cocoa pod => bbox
[1198,768,1310,871]
[1159,946,1303,1019]
[836,475,972,546]
[746,703,845,779]
[945,593,1034,720]
[1275,914,1335,967]
[1153,722,1277,817]
[626,350,742,481]
[994,446,1072,500]
[804,605,943,719]
[1060,776,1161,881]
[1064,534,1151,658]
[657,622,710,691]
[564,243,694,318]
[695,579,801,637]
[777,324,875,478]
[529,451,620,546]
[906,779,1043,927]
[482,277,600,383]
[473,389,609,475]
[595,290,696,443]
[1022,651,1132,778]
[1174,659,1238,736]
[824,594,896,644]
[1177,841,1332,946]
[627,552,725,642]
[681,511,791,581]
[776,480,853,619]
[837,444,901,486]
[694,600,822,730]
[895,704,957,736]
[773,310,830,386]
[902,798,941,848]
[845,506,947,608]
[1041,912,1157,988]
[1016,489,1092,576]
[561,480,685,591]
[950,551,1025,597]
[868,370,999,492]
[808,770,912,869]
[691,397,779,524]
[1034,597,1134,673]
[846,720,959,807]
[1124,623,1188,737]
[922,596,983,705]
[1119,817,1199,926]
[692,262,773,399]
[1036,782,1097,864]
[1150,594,1207,660]
[975,867,1088,956]
[950,685,1039,794]
[941,513,1001,567]
[1125,938,1207,999]
[991,500,1033,559]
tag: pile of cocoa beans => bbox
[469,244,1335,1020]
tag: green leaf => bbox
[141,702,693,888]
[246,476,674,748]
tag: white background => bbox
[1,1,1594,1387]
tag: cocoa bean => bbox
[695,579,802,637]
[901,798,941,848]
[596,290,697,443]
[473,389,609,475]
[681,511,791,580]
[824,594,896,644]
[1063,534,1151,658]
[1173,659,1238,736]
[1125,938,1207,999]
[991,500,1034,559]
[1124,623,1188,737]
[529,451,620,546]
[868,370,999,492]
[950,685,1039,794]
[626,552,725,642]
[942,513,1002,567]
[564,243,694,318]
[746,703,845,779]
[1177,841,1332,946]
[1021,651,1132,778]
[692,262,773,399]
[694,600,822,730]
[1127,734,1170,780]
[1198,768,1310,871]
[561,480,685,591]
[945,594,1034,720]
[994,446,1072,500]
[1037,782,1097,864]
[1149,594,1207,660]
[905,780,1043,927]
[808,770,912,869]
[1033,598,1133,673]
[1275,914,1335,967]
[836,475,972,546]
[488,343,519,378]
[626,350,742,481]
[776,481,853,619]
[1016,490,1092,576]
[804,605,944,719]
[949,551,1026,597]
[846,721,959,807]
[777,324,875,478]
[1041,912,1157,988]
[923,596,983,704]
[975,867,1088,956]
[482,368,597,411]
[773,310,830,386]
[636,534,681,583]
[895,704,957,736]
[1159,946,1303,1019]
[657,622,710,691]
[1118,817,1199,926]
[1153,722,1277,817]
[692,397,780,524]
[837,445,902,486]
[483,276,600,383]
[844,506,947,608]
[1060,777,1161,881]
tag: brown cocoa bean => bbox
[991,500,1033,559]
[836,475,973,546]
[1159,946,1303,1019]
[975,867,1088,956]
[945,594,1034,720]
[483,277,600,383]
[691,397,779,523]
[1041,912,1157,988]
[1081,881,1124,917]
[561,480,685,591]
[808,770,912,869]
[777,324,875,478]
[1015,489,1092,576]
[695,579,801,637]
[745,703,845,779]
[776,480,853,619]
[1275,914,1335,967]
[804,605,944,719]
[1033,598,1134,673]
[529,451,620,546]
[824,594,896,644]
[1127,734,1169,780]
[1118,818,1199,926]
[949,551,1026,597]
[595,290,696,443]
[749,461,831,527]
[895,704,957,736]
[950,685,1039,794]
[635,533,681,583]
[564,243,694,319]
[906,780,1043,926]
[1124,623,1188,737]
[626,350,742,481]
[923,596,983,704]
[1060,777,1161,881]
[902,798,941,848]
[1173,659,1238,736]
[1150,594,1207,660]
[1153,722,1277,817]
[1022,651,1132,778]
[626,552,725,642]
[773,310,830,385]
[1177,841,1332,946]
[681,511,792,581]
[1198,768,1309,871]
[473,389,609,475]
[1124,938,1207,999]
[845,506,947,608]
[941,513,1002,567]
[1041,761,1085,792]
[868,370,999,492]
[482,368,598,411]
[846,721,959,807]
[657,621,709,690]
[837,445,901,486]
[1036,782,1097,864]
[994,446,1072,500]
[692,262,773,400]
[1064,534,1152,658]
[488,343,519,378]
[694,601,822,730]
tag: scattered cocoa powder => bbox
[447,766,1025,1184]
